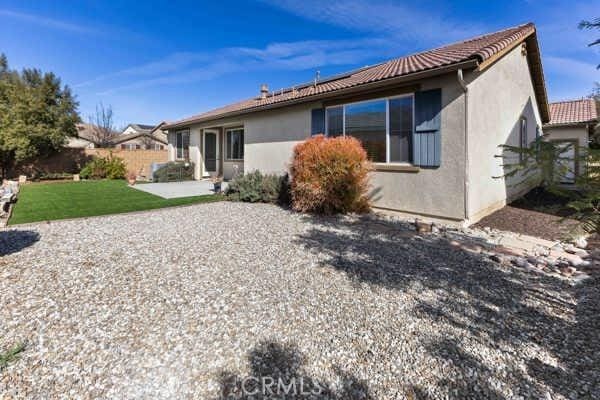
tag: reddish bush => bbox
[290,135,372,214]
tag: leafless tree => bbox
[138,134,157,150]
[88,103,117,147]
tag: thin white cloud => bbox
[545,56,597,80]
[262,0,485,45]
[0,9,95,34]
[544,56,598,100]
[85,37,391,94]
[81,0,494,95]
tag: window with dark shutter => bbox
[413,89,442,167]
[311,108,325,136]
[318,89,441,166]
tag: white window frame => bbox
[225,127,244,161]
[175,129,190,160]
[325,93,415,164]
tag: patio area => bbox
[133,180,227,199]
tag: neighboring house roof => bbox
[165,23,549,129]
[148,121,168,141]
[75,123,101,144]
[545,99,599,127]
[113,122,167,145]
[124,123,155,133]
[112,130,168,145]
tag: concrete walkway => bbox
[132,180,226,199]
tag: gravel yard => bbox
[1,202,599,399]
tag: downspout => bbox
[457,69,470,224]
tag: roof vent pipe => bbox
[260,84,269,99]
[314,70,320,87]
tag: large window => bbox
[345,100,387,162]
[175,130,190,159]
[326,94,414,163]
[389,96,413,163]
[326,106,343,137]
[226,128,244,160]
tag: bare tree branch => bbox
[88,103,117,147]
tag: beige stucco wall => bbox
[223,160,244,179]
[544,125,590,177]
[544,125,589,148]
[243,102,319,174]
[189,127,202,179]
[167,132,176,161]
[465,45,543,223]
[370,74,466,220]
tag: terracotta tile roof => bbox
[166,23,541,129]
[546,99,598,126]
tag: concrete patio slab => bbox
[132,180,226,199]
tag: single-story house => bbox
[113,122,168,150]
[65,123,101,149]
[543,99,598,182]
[163,23,550,226]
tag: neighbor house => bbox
[543,98,598,182]
[113,122,168,150]
[65,123,100,149]
[163,23,549,226]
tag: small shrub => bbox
[153,162,194,182]
[225,170,289,204]
[0,343,25,370]
[79,153,126,180]
[290,135,372,214]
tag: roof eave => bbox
[163,59,479,130]
[525,32,550,123]
[543,119,598,128]
[111,132,168,145]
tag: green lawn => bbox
[9,180,221,225]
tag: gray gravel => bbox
[1,202,599,399]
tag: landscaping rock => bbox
[1,202,598,399]
[573,237,588,249]
[560,266,577,276]
[489,254,505,264]
[564,244,578,254]
[414,219,432,233]
[575,250,589,259]
[572,273,592,285]
[513,257,530,268]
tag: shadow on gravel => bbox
[293,214,600,399]
[0,230,40,256]
[214,341,372,399]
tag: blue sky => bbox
[0,0,598,127]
